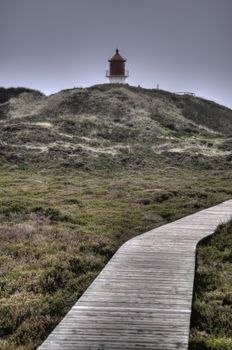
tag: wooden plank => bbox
[38,200,232,350]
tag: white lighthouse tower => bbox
[106,49,129,84]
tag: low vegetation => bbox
[189,220,232,350]
[0,165,231,350]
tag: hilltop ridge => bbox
[0,84,231,169]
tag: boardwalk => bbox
[38,200,232,350]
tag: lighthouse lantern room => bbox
[106,49,129,84]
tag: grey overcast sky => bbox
[0,0,231,108]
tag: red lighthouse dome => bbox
[106,49,129,84]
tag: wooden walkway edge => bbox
[38,200,232,350]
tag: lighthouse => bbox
[106,49,129,84]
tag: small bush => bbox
[40,264,69,293]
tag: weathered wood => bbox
[38,200,232,350]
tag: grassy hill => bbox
[0,84,231,350]
[0,84,231,168]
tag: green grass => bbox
[189,220,232,350]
